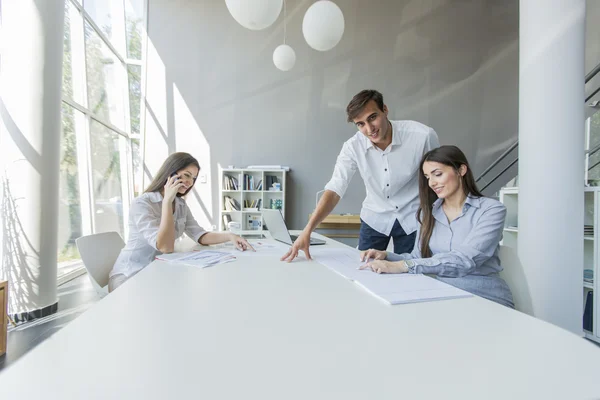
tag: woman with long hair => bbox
[109,152,253,292]
[359,145,514,308]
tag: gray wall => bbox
[144,0,521,233]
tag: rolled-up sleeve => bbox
[133,201,161,250]
[408,204,506,277]
[323,141,357,198]
[184,203,208,243]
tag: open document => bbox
[310,247,472,305]
[213,240,289,257]
[155,250,236,268]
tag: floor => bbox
[0,274,100,372]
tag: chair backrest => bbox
[498,245,534,315]
[76,232,125,290]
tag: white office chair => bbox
[498,245,533,314]
[76,232,125,297]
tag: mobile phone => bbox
[168,172,179,184]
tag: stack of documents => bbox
[156,250,236,268]
[311,248,471,305]
[214,240,288,257]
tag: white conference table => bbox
[1,233,600,399]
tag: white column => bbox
[518,0,585,333]
[0,0,64,317]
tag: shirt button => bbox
[387,196,390,199]
[384,169,387,172]
[387,184,389,186]
[396,206,398,209]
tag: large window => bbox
[58,104,84,263]
[59,0,146,276]
[90,120,126,237]
[85,21,126,130]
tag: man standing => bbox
[281,90,439,262]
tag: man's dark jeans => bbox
[358,219,416,254]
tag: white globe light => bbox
[225,0,283,31]
[302,1,345,51]
[273,44,296,71]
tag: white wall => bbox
[143,0,521,233]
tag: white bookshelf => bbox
[219,167,287,234]
[499,186,599,343]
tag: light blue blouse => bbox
[387,195,514,308]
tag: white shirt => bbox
[324,120,439,236]
[110,192,208,278]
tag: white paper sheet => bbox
[311,247,471,304]
[156,250,236,268]
[214,240,289,257]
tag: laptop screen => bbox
[262,209,293,245]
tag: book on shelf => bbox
[224,196,240,211]
[223,175,239,190]
[243,199,262,209]
[244,174,259,190]
[222,214,232,227]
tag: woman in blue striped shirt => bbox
[359,145,514,308]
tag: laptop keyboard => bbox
[290,234,323,245]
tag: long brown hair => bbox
[144,152,200,197]
[416,145,483,257]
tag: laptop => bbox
[262,209,326,246]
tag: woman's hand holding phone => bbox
[164,173,184,202]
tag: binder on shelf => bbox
[584,290,593,332]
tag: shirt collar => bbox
[363,120,401,153]
[145,191,185,206]
[464,195,481,209]
[390,121,402,146]
[432,194,481,210]
[146,191,164,203]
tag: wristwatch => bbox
[404,259,416,273]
